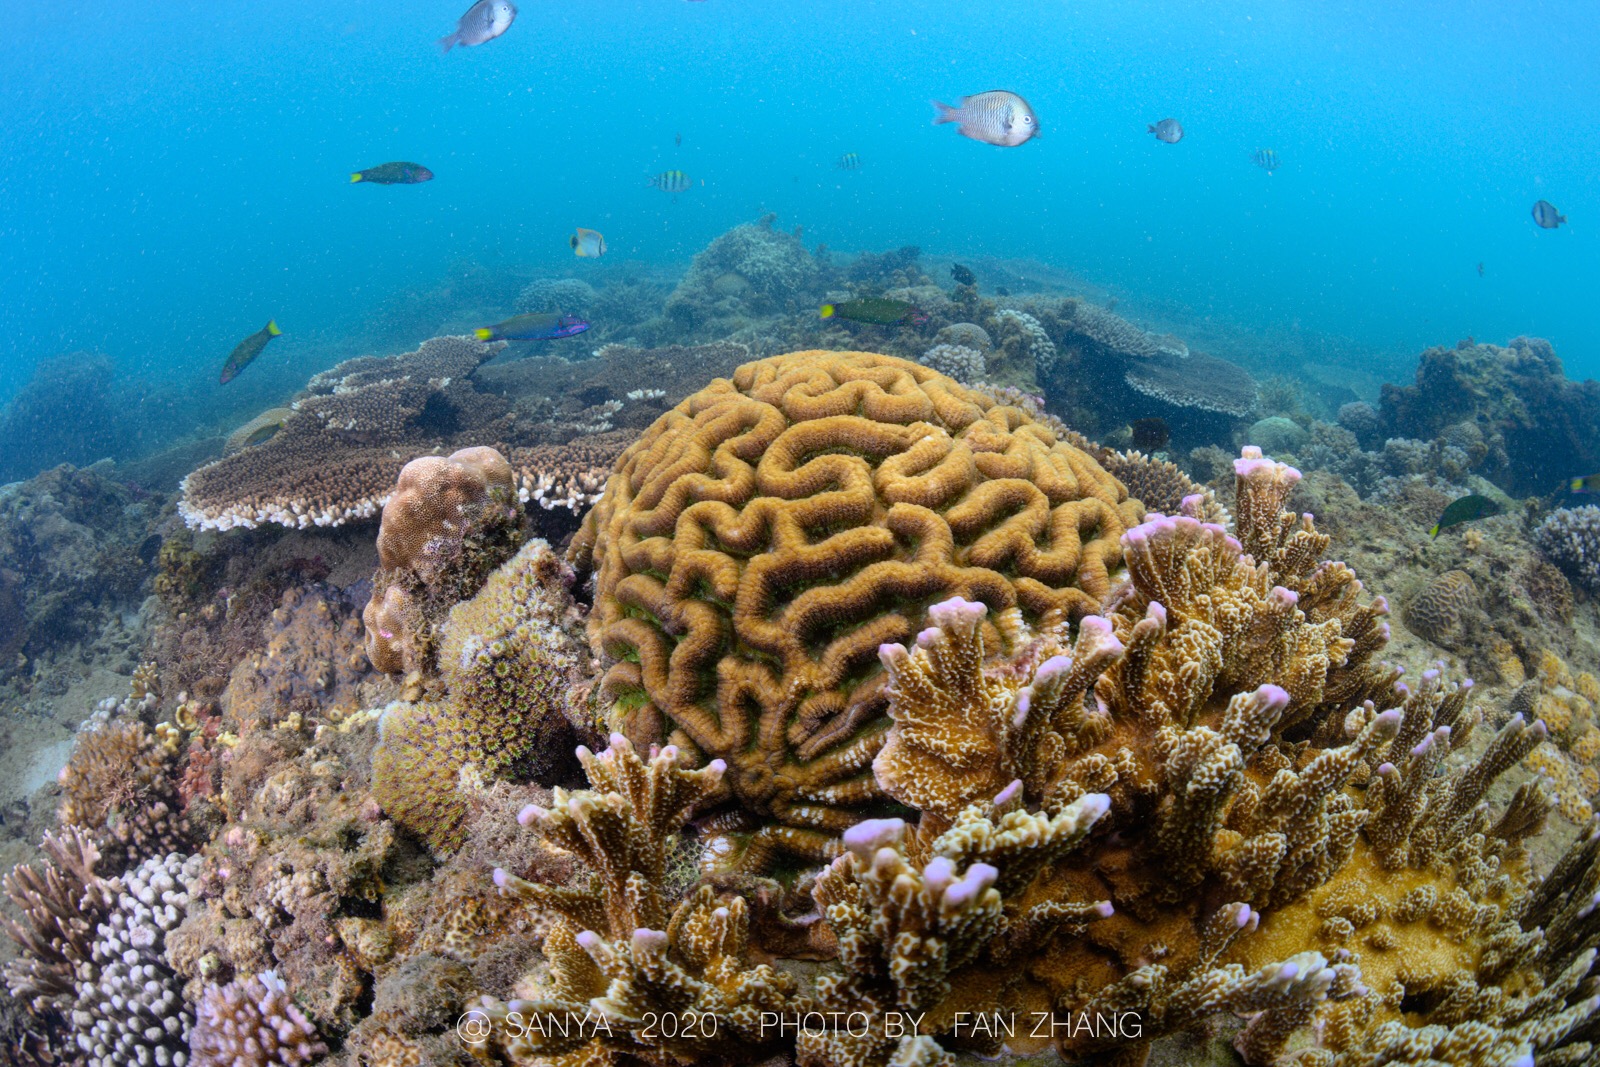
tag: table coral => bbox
[1123,348,1259,418]
[363,446,524,677]
[371,539,592,851]
[573,350,1143,866]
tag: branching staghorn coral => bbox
[2,826,117,1020]
[858,446,1599,1065]
[473,735,808,1065]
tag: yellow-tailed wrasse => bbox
[570,227,606,257]
[1252,148,1280,173]
[819,299,929,326]
[1429,493,1500,537]
[219,321,281,384]
[1570,473,1600,493]
[650,170,693,194]
[350,162,434,185]
[837,153,862,170]
[474,313,590,342]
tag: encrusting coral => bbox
[574,350,1143,867]
[371,538,591,851]
[363,445,525,677]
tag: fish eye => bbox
[1022,116,1033,124]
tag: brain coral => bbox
[573,350,1143,865]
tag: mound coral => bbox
[372,538,591,851]
[993,308,1059,377]
[574,350,1142,866]
[917,343,985,384]
[661,216,821,328]
[1401,568,1483,649]
[363,446,524,677]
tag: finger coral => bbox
[363,446,524,676]
[573,350,1143,866]
[371,539,591,851]
[57,716,189,875]
[475,735,808,1066]
[190,970,327,1067]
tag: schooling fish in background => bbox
[1148,118,1183,143]
[837,152,863,170]
[570,228,606,258]
[350,162,433,184]
[932,91,1039,147]
[439,0,516,51]
[1252,148,1280,173]
[1429,493,1501,537]
[649,169,696,200]
[219,321,281,384]
[820,298,929,326]
[675,131,683,147]
[1477,261,1485,277]
[1532,199,1567,229]
[474,313,590,342]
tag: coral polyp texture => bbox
[573,350,1143,865]
[189,970,327,1067]
[371,538,591,851]
[363,445,524,677]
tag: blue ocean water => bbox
[2,0,1595,427]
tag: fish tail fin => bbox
[1148,124,1157,133]
[1561,214,1569,224]
[349,173,363,183]
[1428,524,1441,538]
[266,320,281,336]
[931,100,958,125]
[437,33,457,53]
[820,305,835,319]
[473,328,494,341]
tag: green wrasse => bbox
[1568,473,1600,493]
[219,321,281,384]
[473,313,591,342]
[819,298,929,326]
[350,162,434,185]
[1429,493,1500,537]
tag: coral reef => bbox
[993,308,1059,378]
[516,277,598,318]
[362,446,524,678]
[224,584,375,730]
[371,538,592,851]
[1379,335,1600,495]
[1059,300,1180,360]
[1537,504,1600,592]
[0,462,160,681]
[1523,651,1600,822]
[190,970,327,1067]
[56,713,189,875]
[575,350,1142,866]
[661,216,822,330]
[0,353,133,484]
[179,336,524,531]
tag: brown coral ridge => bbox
[364,446,525,677]
[573,350,1144,867]
[858,446,1599,1066]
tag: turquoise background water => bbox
[2,0,1595,419]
